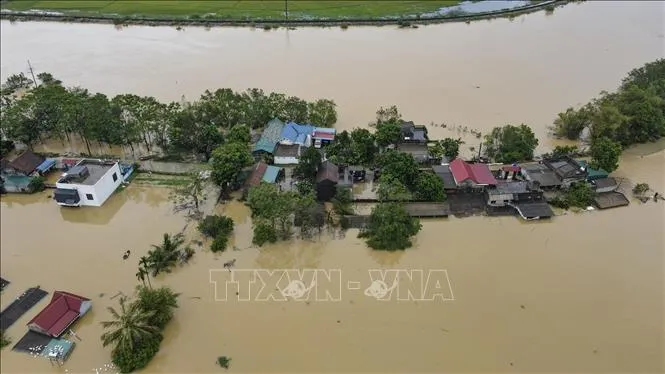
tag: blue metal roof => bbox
[36,159,56,173]
[280,122,314,144]
[262,165,281,183]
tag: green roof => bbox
[252,118,284,154]
[577,160,609,181]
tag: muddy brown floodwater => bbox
[1,1,665,373]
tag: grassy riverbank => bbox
[0,0,567,26]
[2,1,463,20]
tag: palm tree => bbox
[137,256,153,289]
[146,233,184,277]
[100,297,160,352]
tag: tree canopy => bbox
[590,136,622,173]
[0,74,338,159]
[484,124,539,163]
[359,203,422,251]
[210,142,253,188]
[553,59,665,147]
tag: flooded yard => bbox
[1,148,663,373]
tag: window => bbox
[490,200,496,204]
[86,193,94,201]
[112,172,118,182]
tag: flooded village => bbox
[1,1,665,373]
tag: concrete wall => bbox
[487,193,513,206]
[274,156,299,165]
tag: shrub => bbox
[565,182,595,208]
[112,335,162,373]
[28,176,45,192]
[252,222,277,246]
[198,215,234,238]
[633,183,650,195]
[134,286,179,330]
[210,233,229,253]
[1,330,10,350]
[217,356,231,369]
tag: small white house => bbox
[54,159,125,207]
[273,144,302,165]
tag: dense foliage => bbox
[428,138,463,160]
[553,59,665,146]
[590,137,622,173]
[293,146,322,183]
[326,128,378,166]
[483,124,539,163]
[551,182,596,209]
[0,74,337,159]
[359,203,422,250]
[100,287,178,373]
[198,215,235,253]
[0,329,10,350]
[376,149,445,202]
[145,233,189,276]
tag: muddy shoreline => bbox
[0,0,568,28]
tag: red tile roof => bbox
[246,162,268,187]
[449,159,497,186]
[27,291,90,337]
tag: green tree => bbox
[210,142,253,189]
[564,182,595,208]
[414,172,446,202]
[621,58,665,97]
[590,136,622,173]
[377,149,420,189]
[350,128,378,165]
[549,145,578,159]
[632,183,650,195]
[325,130,353,165]
[3,73,33,93]
[614,84,665,145]
[197,88,244,128]
[372,105,403,147]
[331,186,354,215]
[137,256,152,289]
[293,147,322,183]
[440,138,463,160]
[134,286,179,330]
[169,104,224,161]
[553,106,593,140]
[253,221,278,246]
[282,96,309,123]
[307,99,337,127]
[100,297,160,352]
[359,203,422,251]
[484,124,539,163]
[198,215,234,238]
[146,233,185,277]
[377,174,412,202]
[226,124,251,144]
[247,183,299,239]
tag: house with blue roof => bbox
[279,122,314,147]
[252,118,285,155]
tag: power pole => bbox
[27,60,37,87]
[284,0,289,20]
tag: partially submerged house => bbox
[1,150,55,193]
[577,160,610,181]
[316,161,339,201]
[27,291,91,338]
[397,143,430,164]
[592,177,618,193]
[400,121,428,143]
[521,163,562,189]
[280,122,314,147]
[449,159,497,189]
[244,161,283,190]
[252,118,284,156]
[542,156,587,188]
[54,159,131,207]
[312,127,336,148]
[274,144,302,165]
[432,164,457,192]
[486,181,553,219]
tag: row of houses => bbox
[1,149,135,208]
[252,118,337,164]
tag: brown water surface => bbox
[1,1,665,373]
[1,1,664,156]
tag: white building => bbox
[54,159,125,207]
